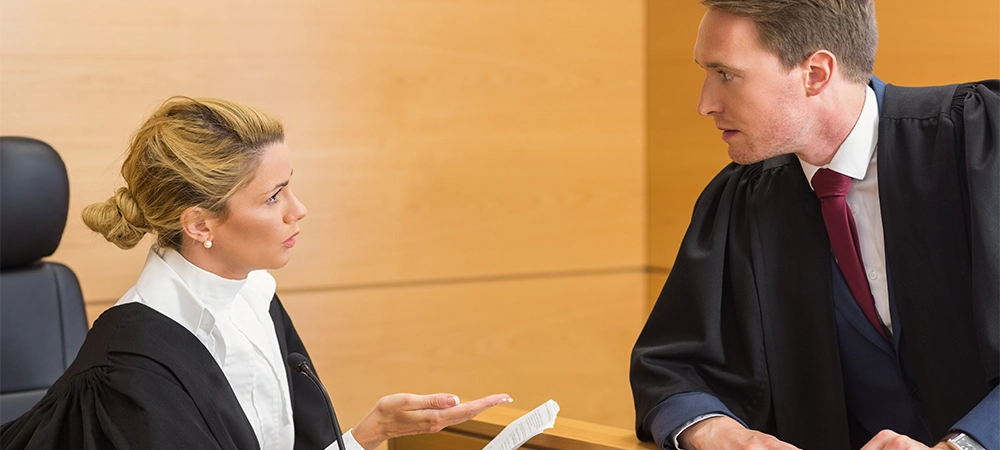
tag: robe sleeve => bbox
[630,162,773,442]
[958,80,999,384]
[950,80,999,449]
[0,355,224,450]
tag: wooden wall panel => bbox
[2,2,649,443]
[875,1,1000,85]
[0,0,644,303]
[277,272,648,434]
[646,0,1000,275]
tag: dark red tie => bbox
[812,168,886,339]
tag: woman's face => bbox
[204,141,307,279]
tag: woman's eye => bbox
[267,188,282,204]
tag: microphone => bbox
[287,352,347,450]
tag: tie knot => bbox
[812,168,852,198]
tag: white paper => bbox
[482,399,560,450]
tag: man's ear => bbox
[180,206,215,245]
[801,50,836,96]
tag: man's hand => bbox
[861,430,953,450]
[351,392,513,450]
[677,416,800,450]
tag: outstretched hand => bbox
[351,392,513,450]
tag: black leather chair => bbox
[0,137,87,423]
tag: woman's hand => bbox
[350,392,513,450]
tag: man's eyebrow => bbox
[696,59,740,72]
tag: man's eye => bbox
[718,70,732,81]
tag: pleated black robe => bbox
[631,80,999,449]
[1,297,338,450]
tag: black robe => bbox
[631,80,999,449]
[1,297,338,450]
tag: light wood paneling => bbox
[276,271,649,433]
[875,1,1000,85]
[0,0,644,303]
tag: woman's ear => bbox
[180,206,214,246]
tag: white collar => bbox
[132,248,277,339]
[162,248,246,312]
[799,85,879,187]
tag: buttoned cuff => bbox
[643,392,744,450]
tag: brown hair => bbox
[82,97,284,250]
[701,0,877,84]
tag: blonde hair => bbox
[702,0,877,84]
[83,97,284,250]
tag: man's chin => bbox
[728,148,761,165]
[728,145,779,166]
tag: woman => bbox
[0,97,511,450]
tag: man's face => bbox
[694,9,810,164]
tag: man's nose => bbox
[697,80,721,116]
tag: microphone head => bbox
[286,352,312,374]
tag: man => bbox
[630,1,998,449]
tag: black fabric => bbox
[0,137,69,269]
[271,297,340,450]
[0,297,337,450]
[630,81,999,450]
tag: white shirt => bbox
[117,248,362,450]
[798,85,892,332]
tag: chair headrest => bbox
[0,137,70,269]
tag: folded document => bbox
[483,399,560,450]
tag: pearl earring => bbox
[203,240,213,249]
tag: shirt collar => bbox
[134,248,277,338]
[799,85,879,188]
[161,248,246,312]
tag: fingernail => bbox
[505,397,513,403]
[449,396,460,406]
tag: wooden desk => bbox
[389,406,657,450]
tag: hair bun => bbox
[81,187,150,249]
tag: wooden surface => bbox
[390,405,658,450]
[0,0,644,303]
